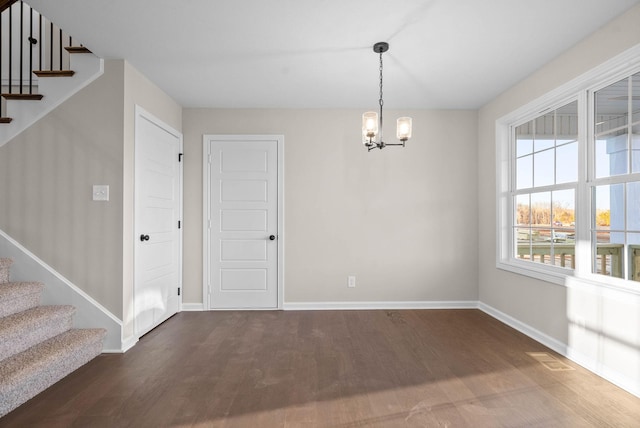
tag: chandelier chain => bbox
[379,50,384,139]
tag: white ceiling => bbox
[27,0,640,109]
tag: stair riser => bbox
[0,292,40,318]
[0,266,9,284]
[0,313,74,361]
[0,338,103,417]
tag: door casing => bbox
[203,134,284,310]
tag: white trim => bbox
[182,303,205,311]
[566,346,640,398]
[134,106,184,338]
[479,302,639,398]
[0,228,124,351]
[283,301,479,311]
[478,302,568,354]
[0,229,121,324]
[202,134,285,310]
[202,139,210,310]
[119,336,138,353]
[277,137,285,310]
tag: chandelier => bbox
[362,42,412,151]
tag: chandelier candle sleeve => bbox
[397,117,412,142]
[362,111,379,144]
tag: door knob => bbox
[140,234,150,242]
[269,235,276,241]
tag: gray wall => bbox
[183,109,479,305]
[478,4,640,393]
[0,60,125,317]
[0,59,182,346]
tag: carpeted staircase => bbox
[0,257,106,417]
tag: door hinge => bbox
[178,153,183,162]
[178,220,181,229]
[178,287,181,296]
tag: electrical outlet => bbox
[92,185,109,201]
[348,276,356,288]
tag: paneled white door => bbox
[135,108,182,337]
[204,135,281,309]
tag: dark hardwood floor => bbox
[1,309,639,427]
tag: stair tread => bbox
[65,46,91,54]
[0,328,106,385]
[0,259,12,269]
[0,305,75,335]
[1,93,43,100]
[33,70,75,77]
[0,306,75,362]
[0,282,44,299]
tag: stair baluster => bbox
[0,1,89,123]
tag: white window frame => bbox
[496,44,640,291]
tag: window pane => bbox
[516,194,531,226]
[595,77,629,135]
[556,142,577,184]
[534,149,554,187]
[593,231,624,278]
[557,101,578,139]
[517,155,532,189]
[535,138,555,152]
[531,192,551,227]
[630,234,640,282]
[594,185,610,230]
[531,191,551,265]
[595,131,629,178]
[628,181,640,232]
[534,113,555,151]
[633,72,640,125]
[552,189,575,228]
[633,124,640,174]
[516,227,532,262]
[552,189,575,269]
[516,123,533,157]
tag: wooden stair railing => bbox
[0,0,18,13]
[0,1,90,123]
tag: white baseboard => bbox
[182,303,204,311]
[478,302,639,398]
[478,302,568,355]
[0,228,123,351]
[283,300,479,311]
[118,336,138,353]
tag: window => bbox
[496,46,640,288]
[591,73,640,281]
[514,102,577,270]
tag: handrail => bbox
[0,0,17,14]
[0,0,85,120]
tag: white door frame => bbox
[203,134,284,310]
[134,105,183,337]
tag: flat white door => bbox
[135,108,182,337]
[205,136,281,309]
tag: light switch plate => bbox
[93,185,109,201]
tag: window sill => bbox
[497,259,640,295]
[497,259,571,286]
